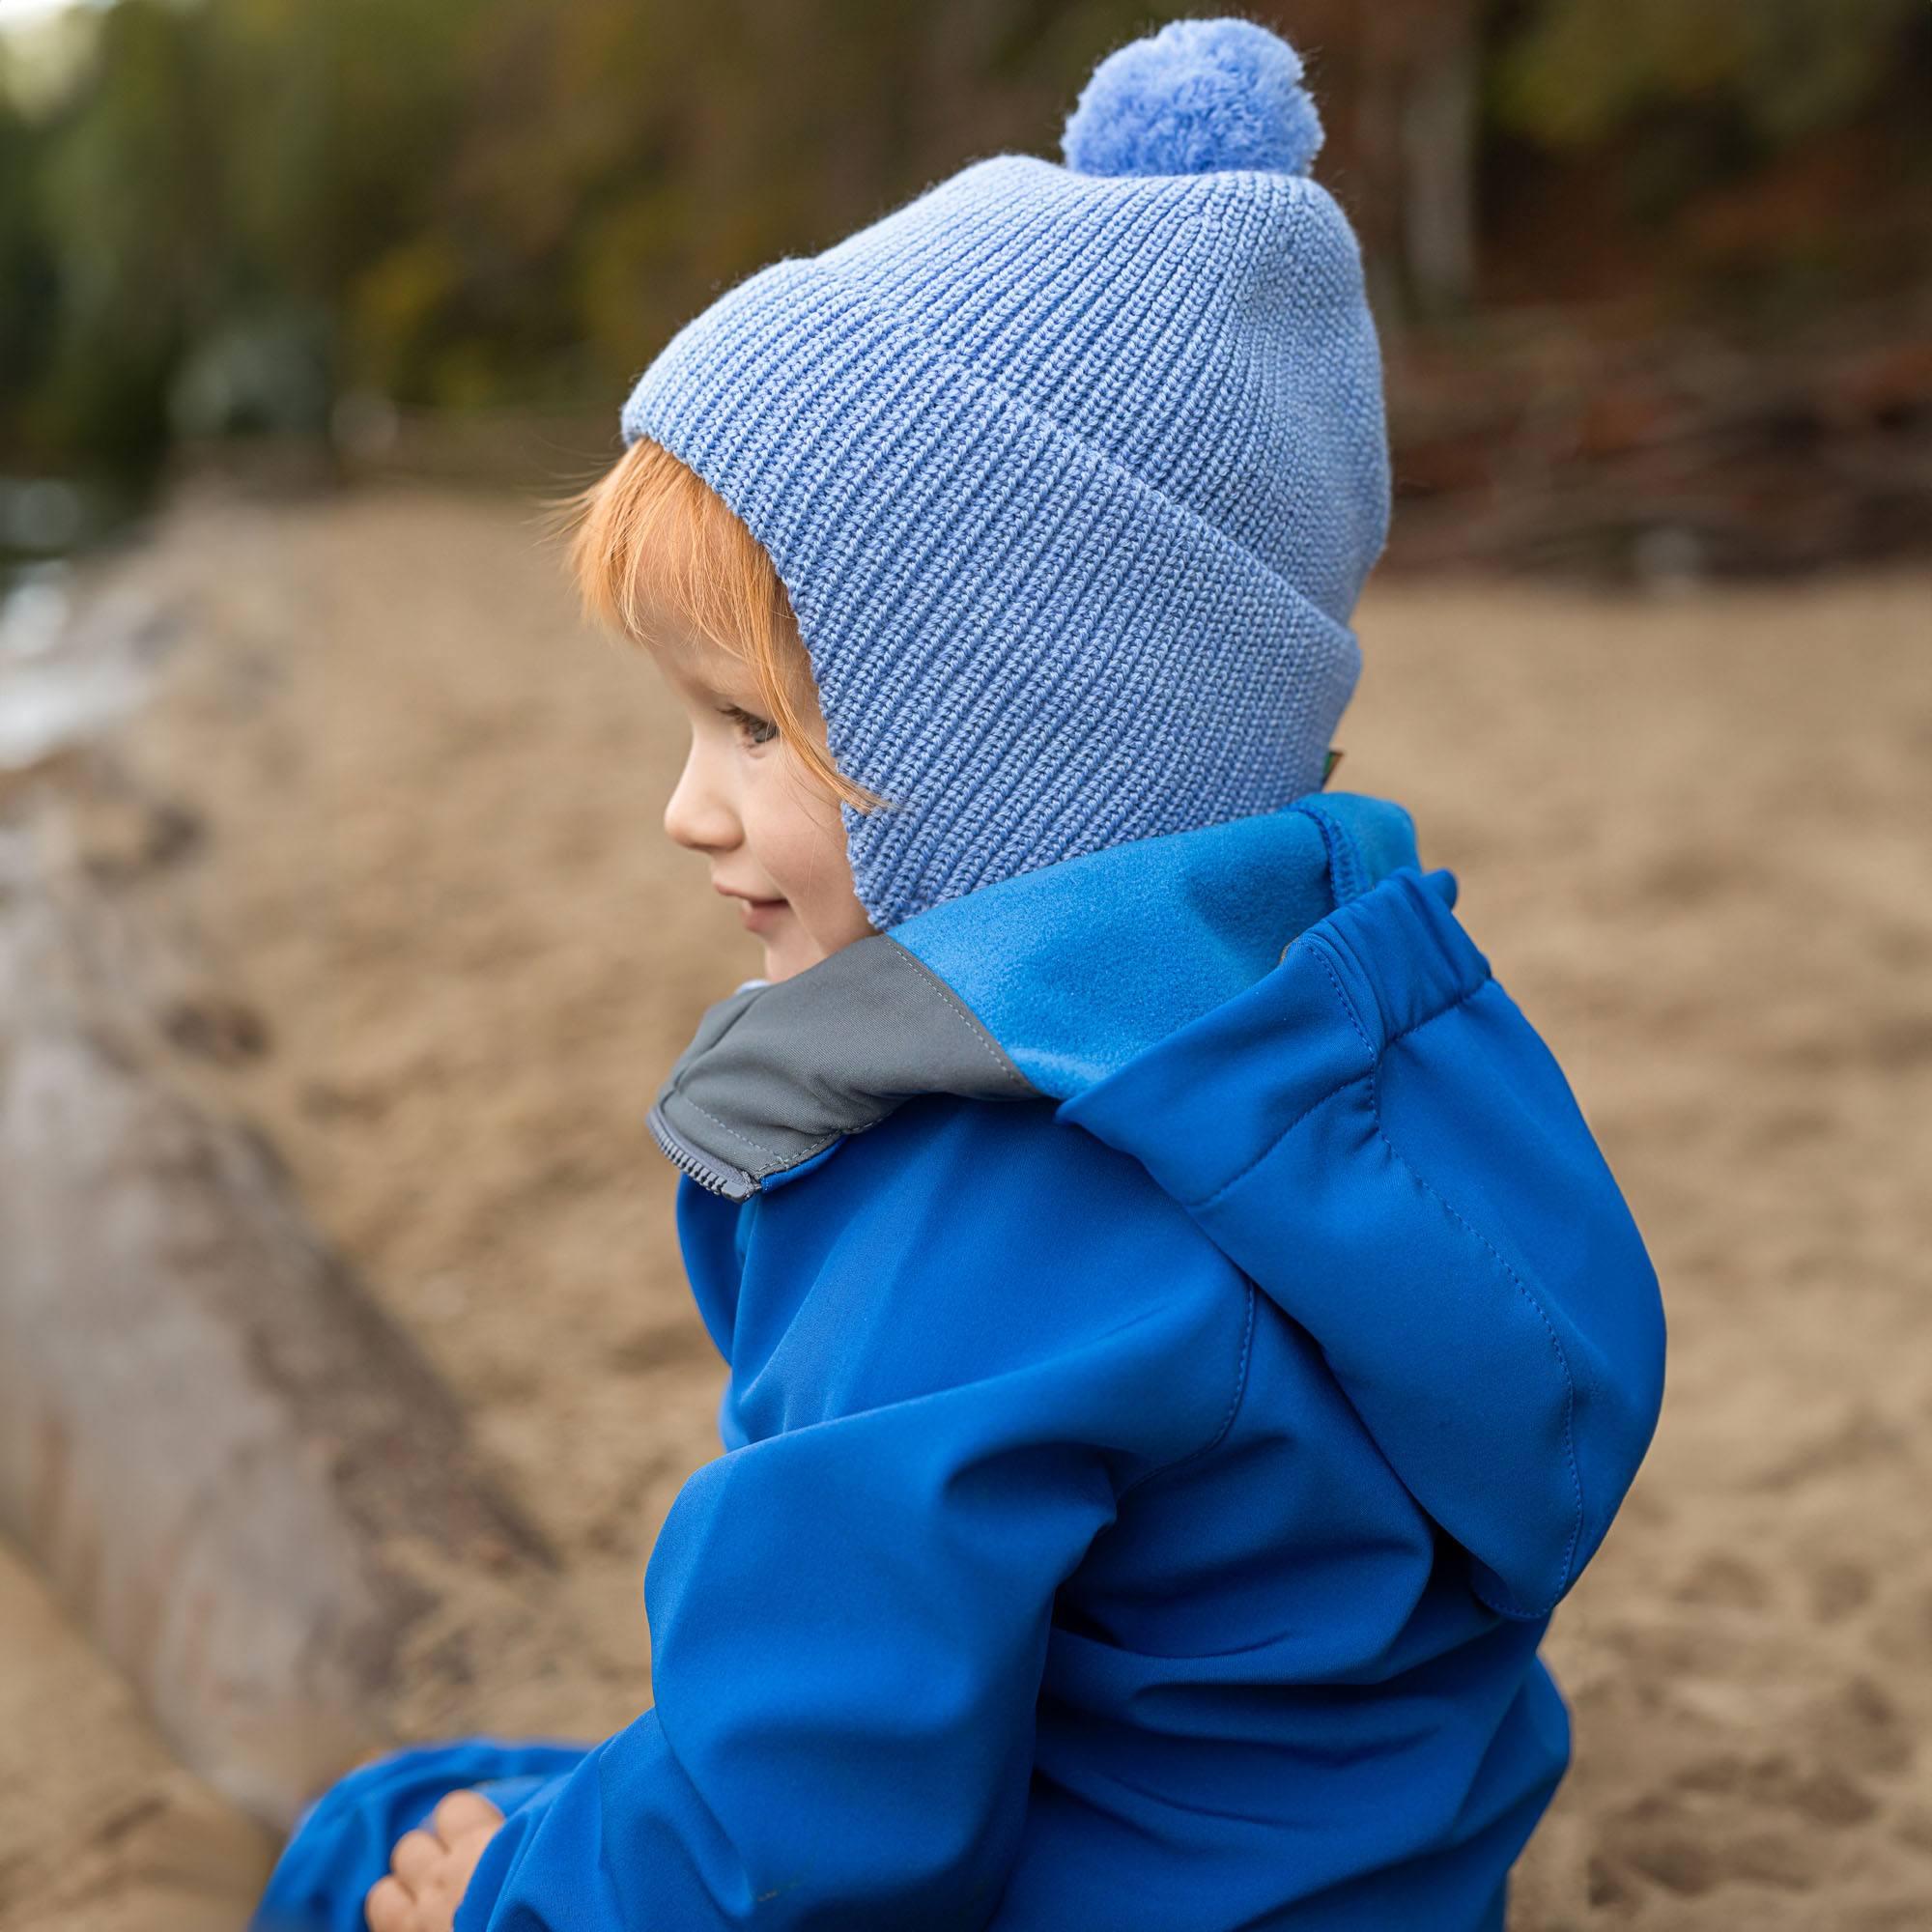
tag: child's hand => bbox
[364,1789,504,1932]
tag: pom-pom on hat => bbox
[1062,16,1324,178]
[621,18,1389,933]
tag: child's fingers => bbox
[364,1788,503,1932]
[363,1873,414,1931]
[429,1789,504,1843]
[389,1828,443,1888]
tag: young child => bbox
[255,21,1664,1932]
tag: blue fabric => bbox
[250,788,1664,1932]
[619,18,1388,932]
[250,1742,584,1932]
[888,792,1418,1098]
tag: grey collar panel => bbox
[647,934,1038,1200]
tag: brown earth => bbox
[3,478,1928,1929]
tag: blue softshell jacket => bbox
[254,792,1665,1932]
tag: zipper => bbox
[646,1102,759,1202]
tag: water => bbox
[0,470,169,770]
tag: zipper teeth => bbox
[647,1103,756,1200]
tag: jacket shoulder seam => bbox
[1306,943,1585,1616]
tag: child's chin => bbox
[767,917,849,980]
[759,933,812,982]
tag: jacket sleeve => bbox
[454,1116,1250,1932]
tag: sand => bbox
[2,476,1927,1929]
[0,1541,276,1931]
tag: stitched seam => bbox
[1303,942,1585,1616]
[1189,955,1494,1214]
[1291,800,1365,905]
[1208,1283,1259,1459]
[1308,946,1377,1059]
[670,984,768,1071]
[884,941,1034,1093]
[1117,1281,1258,1503]
[1321,890,1492,1058]
[1369,1060,1584,1617]
[669,1092,788,1164]
[660,1089,841,1180]
[662,987,773,1138]
[747,1126,842,1179]
[665,941,1025,1178]
[1381,979,1489,1056]
[1192,951,1375,1210]
[1191,1072,1368,1212]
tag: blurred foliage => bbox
[0,0,1925,479]
[1496,0,1924,147]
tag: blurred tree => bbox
[0,0,1922,475]
[0,82,60,425]
[21,0,227,466]
[1489,0,1929,304]
[1497,0,1922,149]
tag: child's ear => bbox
[1323,748,1343,786]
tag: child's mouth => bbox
[738,896,787,932]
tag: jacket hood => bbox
[648,790,1664,1616]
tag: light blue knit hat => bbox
[620,17,1389,932]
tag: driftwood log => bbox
[0,748,554,1827]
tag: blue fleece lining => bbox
[891,791,1417,1097]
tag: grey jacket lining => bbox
[647,933,1037,1201]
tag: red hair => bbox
[549,438,882,812]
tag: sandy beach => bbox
[3,477,1928,1930]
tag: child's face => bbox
[651,624,876,981]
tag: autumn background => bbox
[1,4,1929,1930]
[3,0,1929,574]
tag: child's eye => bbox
[719,703,779,748]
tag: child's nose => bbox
[664,742,740,854]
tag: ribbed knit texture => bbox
[620,18,1390,932]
